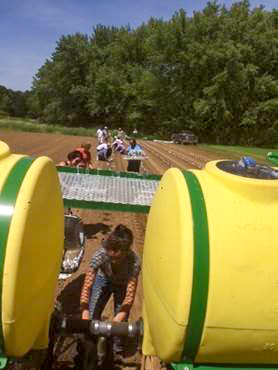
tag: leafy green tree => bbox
[31,33,91,125]
[26,0,278,145]
[0,85,29,117]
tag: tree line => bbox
[0,86,30,118]
[1,0,278,146]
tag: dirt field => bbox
[0,130,235,369]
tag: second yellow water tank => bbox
[143,160,278,365]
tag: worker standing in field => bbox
[126,139,144,172]
[102,126,109,142]
[117,128,125,140]
[96,127,104,144]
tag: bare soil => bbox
[0,130,234,370]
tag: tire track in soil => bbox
[151,142,240,165]
[142,140,203,170]
[150,142,215,166]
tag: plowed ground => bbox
[0,131,237,370]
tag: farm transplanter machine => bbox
[1,139,278,369]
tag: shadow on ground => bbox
[57,274,85,316]
[84,223,111,239]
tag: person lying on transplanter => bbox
[80,224,141,353]
[74,143,94,169]
[58,150,86,168]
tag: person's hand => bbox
[112,311,127,322]
[82,309,90,320]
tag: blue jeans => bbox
[89,273,129,352]
[97,150,107,161]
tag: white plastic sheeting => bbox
[59,172,160,206]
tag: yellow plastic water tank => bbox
[143,160,278,366]
[0,141,64,357]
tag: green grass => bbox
[200,144,277,164]
[0,117,97,136]
[1,117,277,165]
[0,117,163,140]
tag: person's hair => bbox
[104,224,133,252]
[67,151,82,161]
[81,143,91,150]
[130,139,136,147]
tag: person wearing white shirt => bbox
[96,128,104,144]
[112,137,126,154]
[97,142,112,161]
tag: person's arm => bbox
[86,151,94,169]
[82,155,93,169]
[57,160,67,166]
[80,268,96,320]
[112,276,138,322]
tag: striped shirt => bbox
[80,247,140,310]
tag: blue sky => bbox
[0,0,276,92]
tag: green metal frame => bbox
[63,198,150,213]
